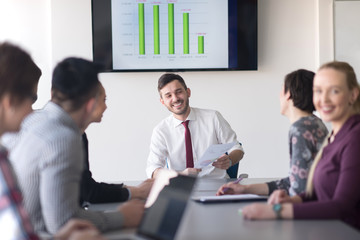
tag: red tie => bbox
[182,120,194,168]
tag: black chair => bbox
[226,162,239,178]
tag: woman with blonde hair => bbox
[242,61,360,230]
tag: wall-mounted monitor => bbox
[92,0,257,72]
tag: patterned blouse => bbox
[267,115,328,196]
[0,144,39,240]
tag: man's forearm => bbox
[151,168,162,178]
[229,149,244,165]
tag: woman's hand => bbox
[268,190,303,204]
[242,203,276,220]
[267,190,291,204]
[216,182,246,195]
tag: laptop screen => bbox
[137,171,197,240]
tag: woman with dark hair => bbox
[242,62,360,230]
[217,69,328,197]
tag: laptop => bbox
[105,170,197,240]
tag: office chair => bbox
[227,162,239,178]
[226,163,248,179]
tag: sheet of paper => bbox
[194,141,238,168]
[193,194,267,203]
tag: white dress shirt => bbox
[146,107,244,178]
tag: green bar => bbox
[198,36,204,54]
[139,3,145,55]
[183,12,189,54]
[154,5,160,54]
[168,4,175,54]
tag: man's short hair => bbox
[0,42,41,105]
[158,73,188,94]
[51,57,103,111]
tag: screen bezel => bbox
[91,0,258,72]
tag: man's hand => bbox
[128,179,154,200]
[212,154,231,170]
[181,168,201,176]
[118,199,145,228]
[54,219,104,240]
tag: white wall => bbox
[334,0,360,79]
[0,0,334,182]
[0,0,52,109]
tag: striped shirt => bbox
[9,102,123,234]
[0,144,39,240]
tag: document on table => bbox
[194,141,238,168]
[193,194,268,203]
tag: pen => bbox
[232,177,244,184]
[223,176,243,193]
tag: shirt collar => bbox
[171,107,196,128]
[44,101,81,134]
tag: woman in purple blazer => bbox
[242,61,360,230]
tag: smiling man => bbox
[146,73,244,178]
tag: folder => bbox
[193,194,267,203]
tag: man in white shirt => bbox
[146,73,244,178]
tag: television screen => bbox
[92,0,257,72]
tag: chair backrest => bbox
[226,162,239,178]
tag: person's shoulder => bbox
[339,116,360,156]
[192,107,220,117]
[346,115,360,139]
[22,108,78,145]
[21,109,42,128]
[192,107,216,113]
[349,114,360,130]
[292,115,326,129]
[20,110,50,138]
[22,104,58,127]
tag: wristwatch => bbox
[273,204,282,219]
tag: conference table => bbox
[91,178,360,240]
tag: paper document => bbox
[194,141,238,168]
[193,194,267,203]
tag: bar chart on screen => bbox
[111,0,228,70]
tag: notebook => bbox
[192,194,267,203]
[105,170,197,240]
